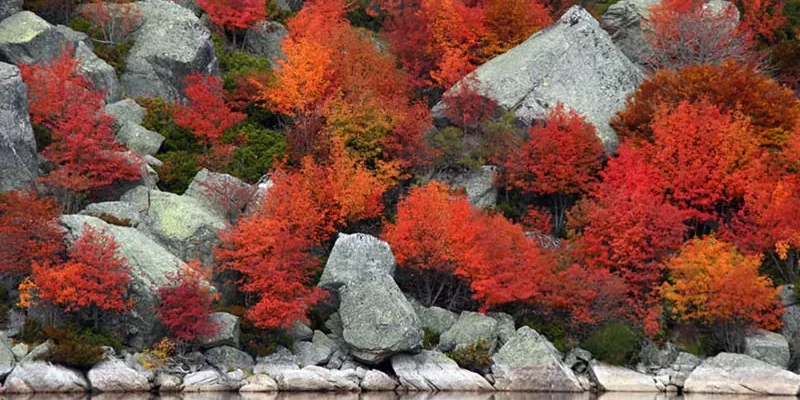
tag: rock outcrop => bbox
[590,362,659,392]
[121,0,219,101]
[5,361,89,393]
[391,350,493,391]
[491,326,583,392]
[244,21,287,63]
[319,233,423,365]
[744,329,790,369]
[60,214,185,349]
[684,352,800,395]
[432,6,644,151]
[0,62,37,193]
[87,358,151,392]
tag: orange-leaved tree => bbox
[217,144,394,328]
[0,190,64,277]
[663,236,781,350]
[612,62,800,150]
[500,105,604,235]
[156,261,219,343]
[261,0,430,168]
[29,225,131,321]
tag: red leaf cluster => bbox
[195,0,266,32]
[0,190,64,276]
[156,261,219,342]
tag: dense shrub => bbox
[447,339,492,372]
[582,321,642,366]
[226,123,287,183]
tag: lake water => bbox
[3,394,791,400]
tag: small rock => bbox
[205,345,255,371]
[116,122,165,156]
[564,347,592,373]
[244,21,287,62]
[11,343,28,361]
[240,373,278,392]
[295,330,337,367]
[254,347,299,377]
[154,373,182,392]
[439,311,500,352]
[80,201,141,227]
[360,369,398,391]
[105,99,146,129]
[290,320,314,341]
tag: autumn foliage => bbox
[262,0,430,167]
[663,237,781,334]
[217,146,393,328]
[156,261,219,342]
[195,0,266,32]
[173,73,246,146]
[19,49,142,196]
[0,191,64,276]
[31,225,131,315]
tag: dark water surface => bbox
[3,394,792,400]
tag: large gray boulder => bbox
[744,329,791,370]
[205,346,255,371]
[199,312,240,349]
[391,350,493,391]
[0,62,37,193]
[432,6,643,151]
[184,168,253,221]
[60,214,185,349]
[144,190,229,264]
[684,352,800,395]
[318,233,397,289]
[244,21,287,63]
[121,0,219,101]
[589,362,659,392]
[600,0,660,65]
[339,275,423,364]
[491,326,583,392]
[438,311,503,352]
[0,11,68,65]
[5,361,89,393]
[0,0,23,21]
[0,334,15,380]
[105,99,146,128]
[87,358,151,392]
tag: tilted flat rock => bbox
[599,0,660,65]
[0,11,68,65]
[254,346,299,377]
[80,201,142,227]
[491,326,583,392]
[684,352,800,395]
[295,330,338,367]
[435,166,498,209]
[239,374,279,392]
[88,358,151,392]
[184,168,253,221]
[318,233,397,289]
[391,350,493,391]
[744,329,790,369]
[360,369,398,391]
[5,361,89,393]
[274,366,359,392]
[439,311,501,352]
[589,362,659,392]
[74,41,121,102]
[116,122,165,156]
[121,0,219,101]
[408,297,457,336]
[60,214,185,349]
[338,274,423,364]
[432,6,644,151]
[182,369,240,392]
[106,99,146,129]
[0,62,37,193]
[145,190,229,264]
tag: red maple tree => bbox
[195,0,266,32]
[173,73,246,147]
[156,261,219,342]
[0,190,64,276]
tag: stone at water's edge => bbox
[60,215,185,349]
[492,326,584,392]
[205,345,255,371]
[391,350,494,391]
[5,361,89,393]
[589,362,659,392]
[295,330,339,368]
[432,6,644,151]
[683,352,800,395]
[88,358,151,392]
[0,62,37,193]
[744,329,790,369]
[274,366,360,392]
[121,0,219,102]
[361,369,398,391]
[0,334,15,380]
[254,346,300,377]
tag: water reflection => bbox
[1,393,791,400]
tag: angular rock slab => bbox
[318,233,397,289]
[744,329,790,369]
[0,62,37,193]
[432,6,644,151]
[205,345,254,371]
[339,274,423,364]
[590,362,659,392]
[244,20,287,63]
[684,352,800,395]
[491,326,583,392]
[199,312,240,349]
[88,358,151,392]
[361,369,398,391]
[439,311,501,352]
[5,361,89,393]
[274,366,359,392]
[391,350,493,391]
[0,11,69,65]
[121,0,219,102]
